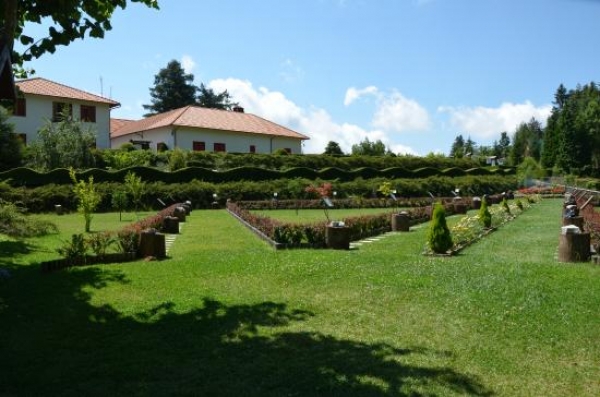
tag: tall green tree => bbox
[1,0,159,75]
[29,107,96,170]
[464,136,475,157]
[323,141,344,155]
[0,106,23,170]
[197,83,237,110]
[510,118,543,165]
[449,134,465,158]
[143,60,198,116]
[351,137,387,156]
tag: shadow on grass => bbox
[0,265,493,397]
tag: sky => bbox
[16,0,600,155]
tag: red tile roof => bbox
[111,105,309,140]
[110,118,136,135]
[16,77,120,107]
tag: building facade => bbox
[9,78,119,148]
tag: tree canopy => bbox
[142,60,197,116]
[143,60,238,116]
[351,138,387,156]
[1,0,159,75]
[323,141,344,155]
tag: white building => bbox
[10,77,119,148]
[110,105,309,154]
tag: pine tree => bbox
[143,60,198,116]
[197,83,237,110]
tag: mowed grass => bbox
[1,199,600,396]
[252,207,401,223]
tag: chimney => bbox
[233,106,244,113]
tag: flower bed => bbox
[425,198,535,255]
[41,203,184,272]
[227,201,431,249]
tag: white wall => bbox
[8,95,113,149]
[175,127,303,154]
[111,126,304,154]
[111,127,173,150]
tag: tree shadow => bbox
[0,265,494,397]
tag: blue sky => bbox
[17,0,600,155]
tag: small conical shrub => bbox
[502,197,511,214]
[479,196,492,228]
[427,202,453,254]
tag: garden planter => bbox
[182,202,192,215]
[326,225,350,250]
[562,215,583,230]
[391,212,410,232]
[174,206,186,222]
[472,198,481,210]
[138,229,166,259]
[162,216,180,234]
[558,231,590,262]
[55,204,63,215]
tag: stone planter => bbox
[326,225,350,250]
[472,197,481,210]
[391,212,410,232]
[173,206,186,222]
[162,216,180,234]
[138,229,166,259]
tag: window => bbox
[52,102,72,122]
[80,105,96,122]
[193,141,206,151]
[249,145,256,154]
[214,143,226,152]
[13,98,26,117]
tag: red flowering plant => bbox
[305,182,334,223]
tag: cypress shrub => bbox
[479,196,492,228]
[427,201,453,254]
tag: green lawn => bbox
[1,200,600,396]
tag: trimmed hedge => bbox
[0,174,518,213]
[0,165,516,186]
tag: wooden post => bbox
[326,226,350,250]
[558,232,590,262]
[391,213,410,232]
[138,229,166,259]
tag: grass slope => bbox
[1,199,599,396]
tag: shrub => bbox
[427,202,453,254]
[57,234,88,259]
[479,196,492,228]
[87,231,116,257]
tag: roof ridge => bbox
[16,76,119,105]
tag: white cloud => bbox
[438,101,552,140]
[279,58,305,83]
[372,91,431,132]
[344,86,378,106]
[208,78,417,155]
[181,55,196,74]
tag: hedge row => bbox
[0,165,515,187]
[0,175,517,213]
[96,150,485,171]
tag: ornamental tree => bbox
[69,168,101,233]
[427,202,453,254]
